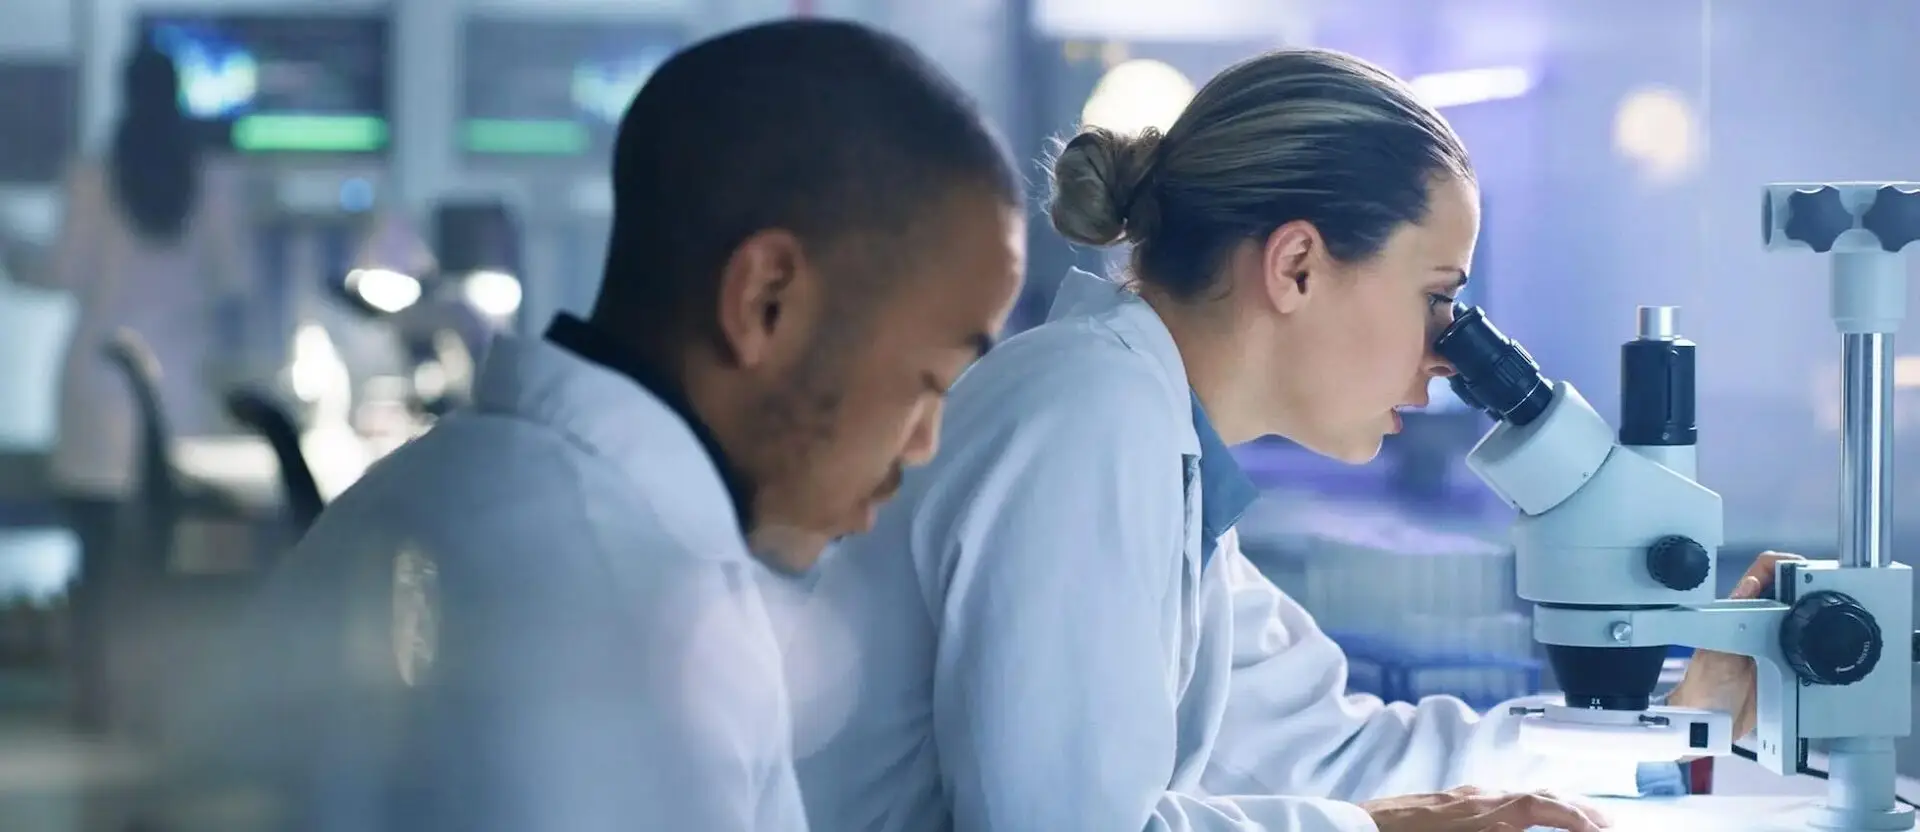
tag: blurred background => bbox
[0,0,1916,827]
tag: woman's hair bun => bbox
[1046,126,1163,247]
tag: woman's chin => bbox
[1296,432,1385,466]
[1332,441,1385,466]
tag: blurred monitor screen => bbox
[0,62,78,184]
[138,12,391,155]
[459,19,684,160]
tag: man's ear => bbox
[714,229,822,369]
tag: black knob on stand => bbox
[1781,591,1883,686]
[1780,186,1855,253]
[1861,185,1920,252]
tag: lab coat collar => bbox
[540,314,752,533]
[1051,269,1256,563]
[470,319,748,550]
[1048,268,1198,456]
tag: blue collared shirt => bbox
[1189,391,1258,568]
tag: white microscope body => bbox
[1438,183,1920,831]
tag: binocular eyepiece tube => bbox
[1434,302,1555,427]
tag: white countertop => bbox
[1573,795,1904,831]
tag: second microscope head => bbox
[1434,303,1713,714]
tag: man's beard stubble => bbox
[741,343,849,572]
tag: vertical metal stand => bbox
[1819,250,1909,831]
[1836,253,1900,572]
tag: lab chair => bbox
[224,387,325,534]
[87,331,261,737]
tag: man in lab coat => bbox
[180,20,1025,831]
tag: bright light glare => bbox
[413,360,449,401]
[1081,59,1196,135]
[345,268,422,314]
[1612,87,1700,183]
[463,270,523,318]
[1409,67,1533,109]
[288,322,349,406]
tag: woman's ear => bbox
[1262,220,1322,314]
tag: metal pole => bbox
[1824,252,1905,832]
[1838,330,1892,569]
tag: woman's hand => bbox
[1362,786,1610,832]
[1664,551,1806,738]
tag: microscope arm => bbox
[1534,558,1913,781]
[1534,600,1802,775]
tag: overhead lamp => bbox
[343,267,423,315]
[1080,58,1197,135]
[1409,66,1534,109]
[461,268,523,318]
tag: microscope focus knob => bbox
[1645,535,1711,591]
[1781,591,1884,686]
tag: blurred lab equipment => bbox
[223,388,324,534]
[330,198,525,415]
[1441,181,1920,831]
[33,11,412,739]
[455,16,682,332]
[434,197,524,329]
[86,332,262,737]
[141,8,400,391]
[1237,496,1539,710]
[0,272,77,455]
[0,59,78,187]
[0,58,80,287]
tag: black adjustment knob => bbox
[1783,186,1855,253]
[1781,591,1884,686]
[1861,185,1920,252]
[1645,535,1711,591]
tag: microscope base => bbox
[1809,804,1913,831]
[1811,738,1916,831]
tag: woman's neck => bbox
[1144,291,1279,447]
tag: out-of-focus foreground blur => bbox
[0,0,1916,827]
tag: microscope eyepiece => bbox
[1434,303,1554,426]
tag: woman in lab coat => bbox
[775,47,1783,832]
[28,42,249,731]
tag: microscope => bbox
[1437,182,1920,831]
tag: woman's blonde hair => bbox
[1049,48,1472,299]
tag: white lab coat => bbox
[190,331,808,831]
[766,270,1647,832]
